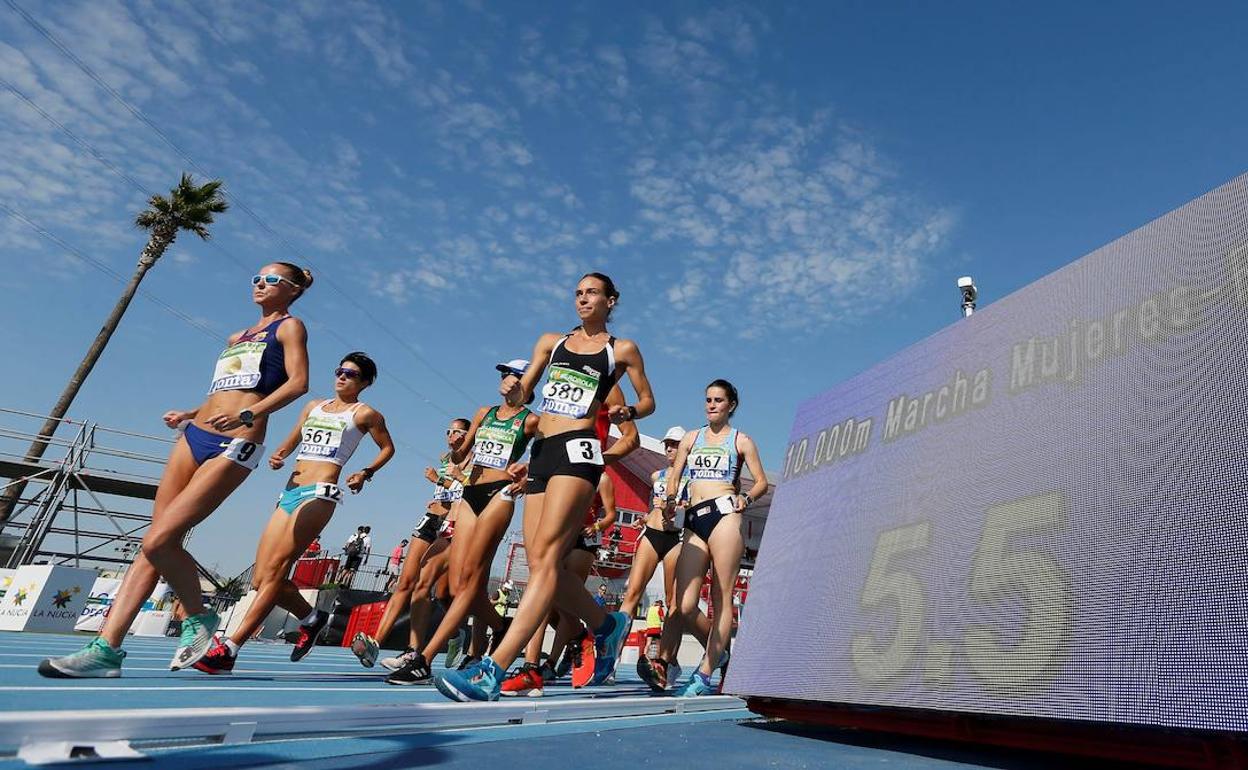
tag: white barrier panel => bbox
[130,610,171,637]
[75,577,122,632]
[0,569,15,602]
[0,565,96,632]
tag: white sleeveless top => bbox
[295,400,366,466]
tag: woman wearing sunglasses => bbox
[39,263,314,678]
[195,352,395,672]
[348,418,469,671]
[435,272,655,702]
[385,359,540,685]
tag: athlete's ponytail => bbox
[274,262,314,301]
[707,378,739,417]
[581,272,619,321]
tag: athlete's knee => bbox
[140,530,180,559]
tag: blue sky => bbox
[1,0,1246,574]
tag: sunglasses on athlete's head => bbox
[335,367,362,380]
[251,273,301,288]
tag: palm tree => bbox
[0,173,228,523]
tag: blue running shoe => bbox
[590,611,630,685]
[675,670,715,698]
[434,655,503,702]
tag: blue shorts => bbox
[183,423,264,470]
[684,496,739,543]
[277,482,344,515]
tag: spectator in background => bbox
[493,580,514,618]
[607,525,620,557]
[384,539,407,593]
[304,535,322,558]
[340,526,368,587]
[594,583,608,608]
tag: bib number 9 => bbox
[223,438,262,471]
[565,438,603,465]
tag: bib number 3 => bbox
[565,438,603,466]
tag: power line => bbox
[4,0,478,408]
[0,69,459,456]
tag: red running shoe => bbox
[500,663,544,697]
[568,628,596,689]
[193,637,235,675]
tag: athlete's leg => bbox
[620,534,660,618]
[658,533,712,666]
[489,476,594,670]
[140,456,253,616]
[548,548,594,661]
[99,439,199,648]
[419,495,512,660]
[229,500,335,646]
[701,516,744,675]
[373,538,433,645]
[410,538,450,648]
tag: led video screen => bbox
[728,174,1248,731]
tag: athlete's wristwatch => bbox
[362,467,375,480]
[625,405,638,421]
[238,409,255,428]
[742,494,754,508]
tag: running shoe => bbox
[351,632,380,668]
[445,627,468,669]
[500,663,545,697]
[590,611,630,685]
[488,616,512,654]
[380,647,418,671]
[666,661,682,689]
[434,655,503,702]
[193,636,235,675]
[553,650,572,679]
[675,670,715,698]
[38,637,126,679]
[568,628,596,688]
[170,610,220,671]
[385,653,431,686]
[457,654,481,671]
[638,656,666,692]
[290,610,329,662]
[538,661,558,685]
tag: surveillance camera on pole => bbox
[957,276,977,317]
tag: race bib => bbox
[540,366,599,418]
[208,341,265,394]
[315,482,344,504]
[298,416,345,459]
[472,427,516,470]
[413,514,430,536]
[714,495,737,515]
[688,446,729,481]
[564,436,604,465]
[222,438,262,470]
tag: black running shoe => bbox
[385,653,431,685]
[488,617,512,654]
[291,610,329,662]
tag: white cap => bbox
[495,359,529,376]
[662,426,685,444]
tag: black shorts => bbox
[413,513,445,544]
[526,429,604,495]
[642,526,682,559]
[343,554,363,570]
[461,479,511,515]
[684,496,739,543]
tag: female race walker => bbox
[384,359,539,685]
[194,352,394,673]
[349,418,469,669]
[39,263,313,677]
[660,380,767,696]
[435,272,654,702]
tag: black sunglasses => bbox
[335,367,362,380]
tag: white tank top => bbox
[295,400,366,466]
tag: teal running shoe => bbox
[171,610,220,670]
[434,655,503,702]
[590,611,630,685]
[38,637,126,679]
[445,626,468,669]
[675,670,715,698]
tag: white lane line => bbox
[0,652,366,667]
[0,664,384,677]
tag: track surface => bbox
[0,632,1132,768]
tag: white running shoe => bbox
[380,647,419,671]
[170,610,220,671]
[38,637,126,678]
[351,632,380,668]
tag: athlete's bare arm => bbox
[346,407,395,493]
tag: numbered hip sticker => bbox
[714,495,737,515]
[564,437,604,465]
[223,438,263,470]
